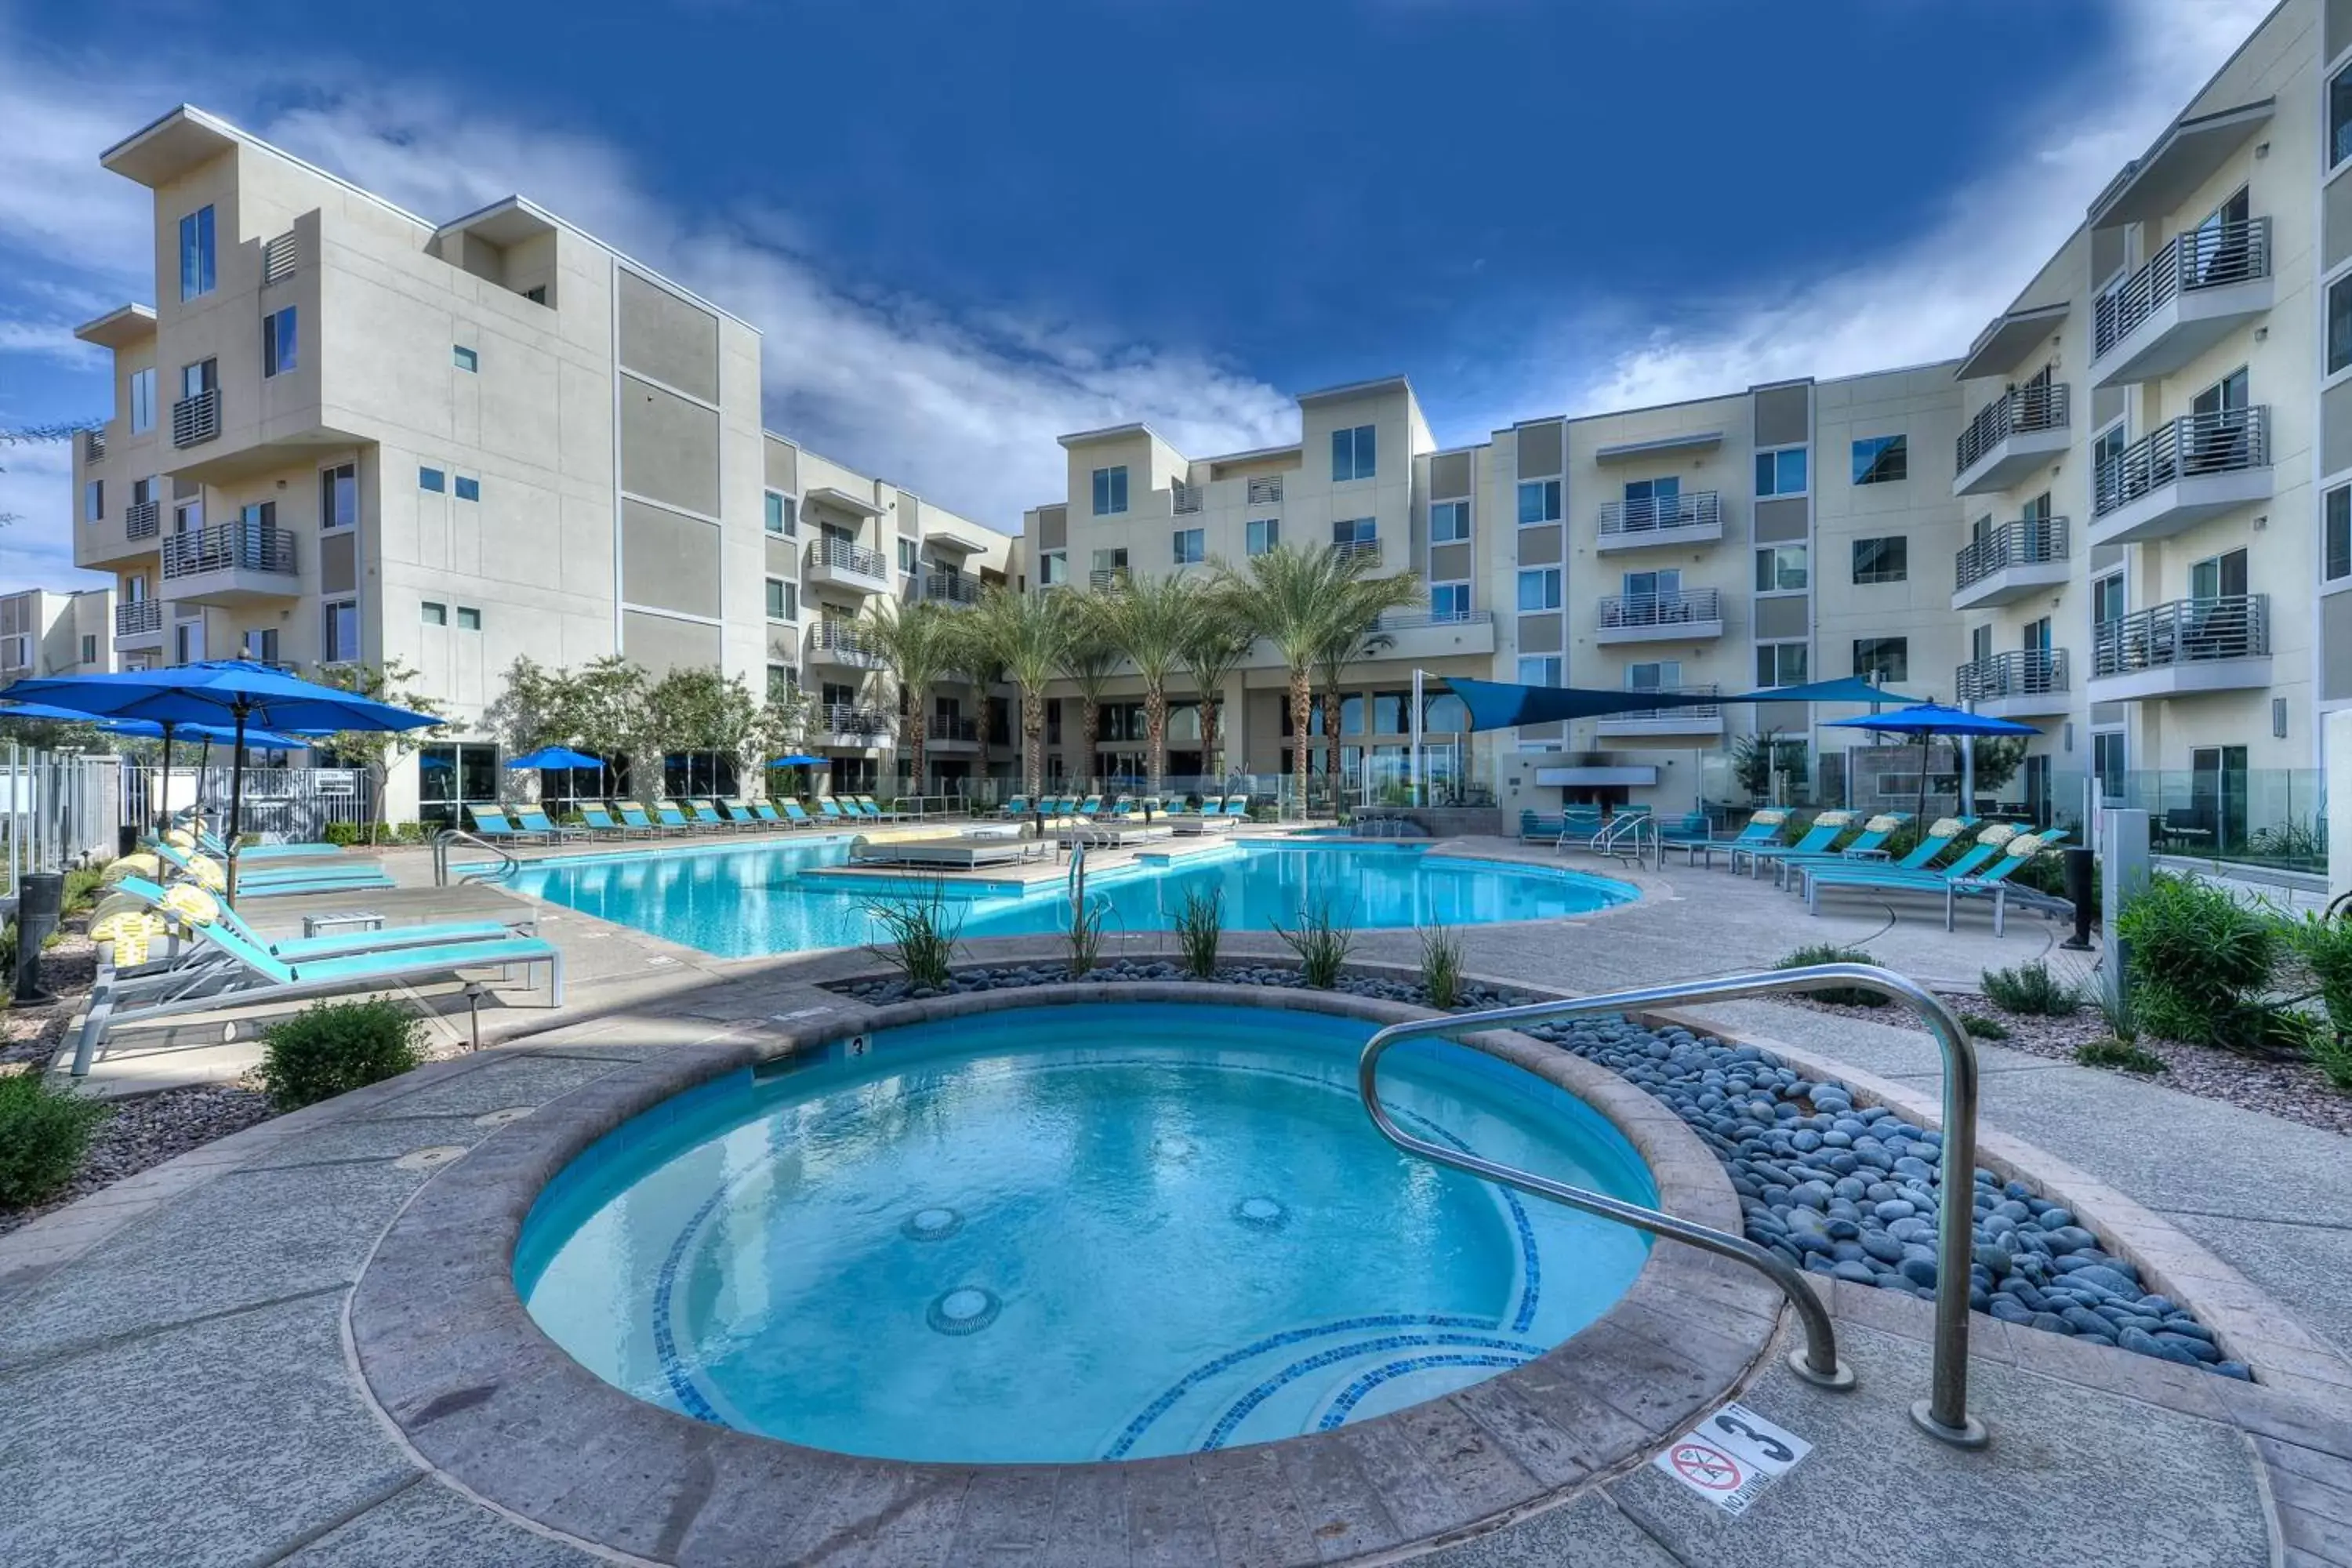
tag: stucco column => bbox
[2328,710,2352,911]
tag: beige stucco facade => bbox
[0,588,114,688]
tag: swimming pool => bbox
[514,1002,1656,1462]
[499,837,1631,958]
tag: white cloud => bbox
[0,442,111,597]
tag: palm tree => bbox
[962,586,1070,798]
[857,597,968,797]
[1089,573,1198,797]
[1315,593,1401,803]
[1181,605,1256,784]
[1211,546,1420,818]
[1058,618,1125,796]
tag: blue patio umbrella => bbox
[507,746,603,770]
[1,660,439,862]
[766,754,826,768]
[1825,702,2041,819]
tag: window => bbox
[523,284,548,306]
[1516,655,1563,687]
[1431,499,1470,543]
[1331,423,1376,481]
[1246,517,1279,555]
[456,607,481,631]
[243,629,278,664]
[2092,731,2127,801]
[765,578,793,620]
[1516,478,1562,524]
[129,367,156,434]
[454,475,480,503]
[1853,636,1909,684]
[2331,274,2352,378]
[321,463,356,530]
[131,476,154,510]
[83,479,102,523]
[767,664,797,702]
[2335,60,2352,168]
[764,490,796,536]
[1332,517,1376,546]
[180,358,216,399]
[178,205,216,300]
[1516,567,1562,611]
[172,620,201,666]
[897,537,919,575]
[173,499,202,535]
[1091,465,1128,516]
[262,307,297,377]
[419,466,445,493]
[453,345,478,372]
[1039,548,1069,586]
[322,599,360,662]
[2092,572,2125,628]
[1755,543,1807,592]
[1755,641,1809,687]
[422,601,448,625]
[1432,582,1472,619]
[1628,660,1681,694]
[1755,445,1808,496]
[1850,434,1907,485]
[2190,547,2249,603]
[80,633,97,666]
[1851,536,1908,584]
[2330,485,2352,582]
[1172,527,1205,564]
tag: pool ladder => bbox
[1359,963,1987,1446]
[431,829,520,887]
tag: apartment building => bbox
[0,587,114,690]
[67,107,1009,822]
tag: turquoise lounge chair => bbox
[854,794,905,821]
[778,800,817,829]
[192,828,343,863]
[1770,815,1955,887]
[1944,831,2072,935]
[578,803,644,838]
[999,796,1031,818]
[1681,809,1791,869]
[466,805,528,840]
[1730,811,1855,877]
[107,874,524,976]
[846,797,887,822]
[815,797,851,822]
[717,800,764,828]
[655,802,705,833]
[151,841,393,897]
[750,800,788,826]
[684,800,735,831]
[616,800,684,837]
[1802,827,2041,915]
[512,806,584,840]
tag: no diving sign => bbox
[1653,1403,1812,1518]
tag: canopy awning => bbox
[1444,675,1924,732]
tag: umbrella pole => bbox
[158,721,176,837]
[227,703,249,908]
[1916,731,1930,824]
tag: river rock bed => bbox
[830,959,1527,1011]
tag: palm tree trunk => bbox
[1080,704,1101,793]
[906,710,927,801]
[1145,687,1167,797]
[1199,690,1221,782]
[1288,669,1312,820]
[1323,688,1343,808]
[1022,688,1044,797]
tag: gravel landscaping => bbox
[0,1081,274,1238]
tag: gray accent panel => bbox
[1753,701,1808,733]
[2329,172,2352,274]
[2092,227,2125,284]
[1516,524,1562,565]
[1753,498,1809,543]
[1516,420,1564,479]
[2334,0,2352,59]
[763,437,798,495]
[1752,386,1809,448]
[621,499,722,619]
[1516,615,1562,655]
[2090,543,2125,572]
[621,609,721,678]
[1520,721,1563,741]
[896,489,920,536]
[1430,451,1472,498]
[2092,384,2126,431]
[2325,380,2352,477]
[2327,592,2352,702]
[1036,506,1067,550]
[319,532,358,597]
[2091,702,2128,725]
[1429,542,1472,582]
[620,376,720,517]
[615,270,719,404]
[173,475,199,501]
[1753,595,1809,640]
[764,536,796,579]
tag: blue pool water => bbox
[516,1003,1655,1462]
[499,838,1630,958]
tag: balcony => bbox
[160,521,298,604]
[1595,685,1726,738]
[2089,407,2270,547]
[1370,608,1496,659]
[1088,567,1131,593]
[171,388,220,449]
[1955,649,2070,720]
[816,703,893,746]
[1247,476,1283,506]
[805,622,886,670]
[1952,383,2070,495]
[1332,538,1382,567]
[1595,491,1723,551]
[802,535,892,596]
[2088,595,2270,703]
[1951,517,2070,611]
[125,499,160,540]
[924,572,982,607]
[113,598,162,652]
[2091,217,2271,388]
[1595,588,1722,644]
[1171,482,1203,516]
[924,714,981,753]
[82,429,106,463]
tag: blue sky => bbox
[0,0,2273,594]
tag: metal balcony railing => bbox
[2094,216,2270,358]
[804,535,888,579]
[2092,407,2268,516]
[172,388,220,448]
[1247,475,1283,506]
[162,521,296,579]
[263,231,298,285]
[1955,648,2067,702]
[1602,684,1721,723]
[1331,537,1381,566]
[1595,490,1722,539]
[1954,516,2067,591]
[808,622,884,664]
[1376,608,1494,631]
[1088,567,1131,593]
[82,429,106,463]
[1954,383,2069,474]
[124,499,160,540]
[2092,595,2267,677]
[1597,587,1722,630]
[924,572,982,606]
[114,600,162,637]
[820,703,892,737]
[1171,482,1203,516]
[927,715,979,742]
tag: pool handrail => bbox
[431,828,521,887]
[1358,960,1987,1447]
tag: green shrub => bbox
[1173,885,1222,979]
[1067,895,1109,977]
[1960,1012,2010,1040]
[2076,1038,2168,1074]
[0,918,16,1002]
[61,866,104,916]
[1274,899,1355,989]
[866,880,961,992]
[1420,923,1465,1009]
[2008,846,2096,918]
[256,998,425,1111]
[0,1070,113,1207]
[2290,913,2352,1089]
[2115,873,2281,1047]
[1774,943,1886,1007]
[1980,960,2079,1017]
[322,820,367,848]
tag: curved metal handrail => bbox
[431,829,520,887]
[1359,962,1986,1445]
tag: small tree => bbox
[1088,574,1198,797]
[963,587,1071,799]
[858,599,969,795]
[564,656,650,799]
[751,684,819,797]
[643,666,760,797]
[1181,608,1256,784]
[1970,735,2030,800]
[318,659,448,843]
[482,655,576,758]
[1058,621,1125,795]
